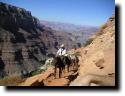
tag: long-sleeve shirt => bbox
[56,48,66,56]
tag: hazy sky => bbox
[0,0,115,26]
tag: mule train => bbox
[52,55,79,78]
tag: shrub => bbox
[96,24,107,36]
[30,69,46,76]
[83,39,93,47]
[97,23,115,36]
[77,43,81,48]
[101,24,107,30]
[73,52,81,56]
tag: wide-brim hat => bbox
[60,44,65,47]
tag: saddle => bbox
[56,56,66,65]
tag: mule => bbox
[52,55,79,78]
[63,56,72,72]
[52,56,65,78]
[69,55,79,70]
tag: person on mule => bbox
[56,44,68,66]
[56,44,67,57]
[54,44,68,78]
[56,44,71,72]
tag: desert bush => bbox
[83,38,93,47]
[30,70,40,76]
[77,43,81,48]
[30,58,54,76]
[73,52,81,56]
[0,76,25,86]
[96,24,107,36]
[101,24,107,30]
[30,69,45,76]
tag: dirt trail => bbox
[20,65,78,86]
[43,67,78,86]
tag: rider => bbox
[56,44,67,65]
[56,44,67,57]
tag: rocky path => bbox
[20,66,78,86]
[43,68,78,86]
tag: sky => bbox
[0,0,115,26]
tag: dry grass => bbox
[73,51,81,56]
[0,76,25,86]
[84,38,93,47]
[96,24,107,36]
[101,24,107,30]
